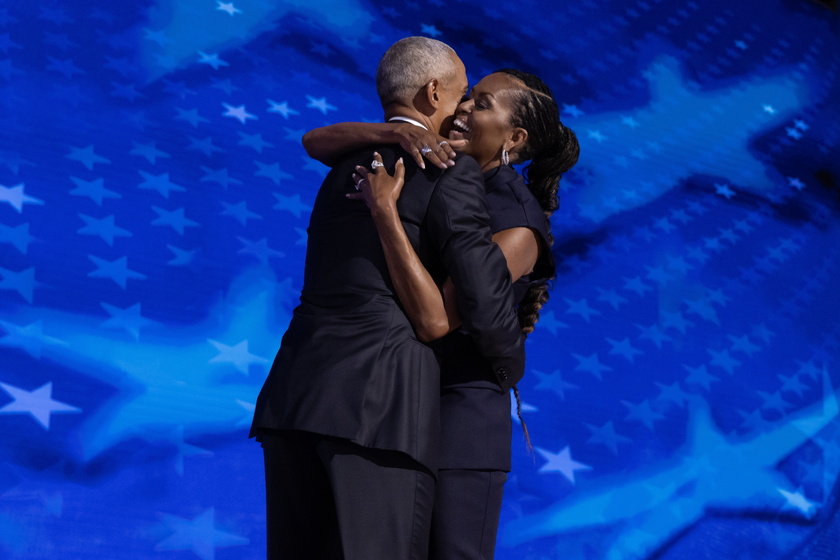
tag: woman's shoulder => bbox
[485,167,549,235]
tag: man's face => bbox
[433,53,469,136]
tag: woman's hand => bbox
[390,123,466,169]
[348,152,405,214]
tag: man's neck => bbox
[383,106,437,134]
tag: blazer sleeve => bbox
[425,156,525,389]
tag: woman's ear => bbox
[507,127,529,160]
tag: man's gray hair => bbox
[376,37,459,107]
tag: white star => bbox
[0,382,81,429]
[305,96,337,115]
[222,103,257,124]
[198,51,229,70]
[535,446,592,483]
[267,99,299,119]
[216,2,241,16]
[778,488,817,518]
[0,183,44,213]
[208,339,269,374]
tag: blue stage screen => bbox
[1,1,838,559]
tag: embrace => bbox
[251,36,579,560]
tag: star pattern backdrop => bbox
[1,0,839,559]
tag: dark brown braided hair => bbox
[497,69,580,451]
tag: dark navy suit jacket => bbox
[250,145,524,472]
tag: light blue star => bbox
[267,99,299,119]
[68,176,120,206]
[0,382,81,430]
[272,193,309,218]
[420,24,442,38]
[222,103,256,124]
[138,171,186,198]
[305,95,337,115]
[595,288,628,310]
[254,161,293,185]
[777,373,809,398]
[237,132,273,153]
[201,167,243,189]
[66,145,111,170]
[563,104,584,118]
[187,137,224,157]
[155,508,248,560]
[46,57,85,78]
[216,2,242,16]
[728,334,761,356]
[714,183,735,199]
[532,369,578,400]
[533,310,567,335]
[535,446,592,483]
[572,353,612,380]
[198,51,229,70]
[77,214,132,246]
[607,337,644,363]
[87,256,147,289]
[757,390,793,415]
[661,310,693,333]
[175,108,210,127]
[564,298,601,323]
[0,319,67,359]
[151,207,199,235]
[683,364,718,391]
[777,488,817,518]
[130,141,171,164]
[654,381,691,409]
[220,200,261,226]
[100,302,155,340]
[636,323,673,349]
[707,348,741,375]
[208,339,269,375]
[585,421,631,455]
[622,399,665,430]
[143,28,173,46]
[0,266,37,303]
[623,276,653,297]
[210,78,239,95]
[237,237,285,264]
[166,244,199,267]
[1,183,42,216]
[684,297,720,324]
[0,222,33,254]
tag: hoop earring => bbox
[502,149,510,166]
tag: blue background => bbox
[1,1,839,559]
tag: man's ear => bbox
[426,79,440,106]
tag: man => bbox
[250,37,523,560]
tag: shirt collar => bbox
[388,116,428,130]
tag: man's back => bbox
[251,145,523,471]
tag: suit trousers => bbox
[261,429,435,560]
[430,469,508,560]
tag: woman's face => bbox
[449,73,524,171]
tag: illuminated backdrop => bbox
[1,1,838,559]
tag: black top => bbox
[438,164,555,470]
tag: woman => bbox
[303,69,579,559]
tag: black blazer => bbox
[250,145,524,471]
